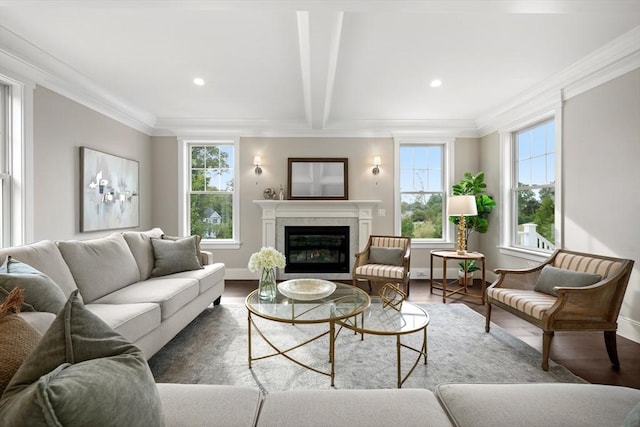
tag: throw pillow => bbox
[0,291,165,426]
[123,228,165,280]
[162,234,203,267]
[534,265,602,297]
[368,247,404,266]
[151,235,203,277]
[0,256,67,314]
[0,288,42,395]
[57,233,141,303]
[622,401,640,427]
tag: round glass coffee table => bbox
[245,280,370,386]
[336,298,430,388]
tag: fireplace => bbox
[284,226,350,274]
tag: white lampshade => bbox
[253,156,262,166]
[447,195,477,216]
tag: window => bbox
[509,119,558,253]
[181,138,239,247]
[397,139,453,244]
[0,74,29,247]
[0,82,8,245]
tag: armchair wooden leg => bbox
[604,330,620,368]
[367,280,372,294]
[485,303,492,333]
[542,331,554,371]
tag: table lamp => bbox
[447,195,478,255]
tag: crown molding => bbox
[153,117,480,138]
[0,25,156,135]
[476,25,640,137]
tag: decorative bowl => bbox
[277,279,337,301]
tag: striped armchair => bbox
[352,235,411,295]
[485,249,634,371]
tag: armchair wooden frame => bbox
[352,235,411,296]
[485,249,634,371]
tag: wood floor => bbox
[224,279,640,390]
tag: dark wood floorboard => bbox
[223,279,640,390]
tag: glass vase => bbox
[258,267,277,300]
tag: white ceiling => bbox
[0,1,638,137]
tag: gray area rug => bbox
[148,303,585,393]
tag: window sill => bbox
[411,240,456,250]
[498,246,552,263]
[201,240,241,250]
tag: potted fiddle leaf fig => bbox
[450,171,496,248]
[450,172,496,284]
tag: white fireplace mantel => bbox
[253,200,380,251]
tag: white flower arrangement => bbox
[248,247,286,271]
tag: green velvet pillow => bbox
[0,291,165,426]
[368,247,404,266]
[0,257,67,314]
[534,265,602,297]
[151,235,203,277]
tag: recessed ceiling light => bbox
[193,77,205,86]
[430,79,442,88]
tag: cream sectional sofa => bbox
[0,228,225,359]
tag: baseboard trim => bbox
[618,315,640,344]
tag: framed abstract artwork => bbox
[80,147,139,232]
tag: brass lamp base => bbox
[456,215,467,255]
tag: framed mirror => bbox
[287,158,348,200]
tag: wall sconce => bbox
[372,156,381,175]
[254,156,263,175]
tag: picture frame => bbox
[287,158,348,200]
[80,147,139,232]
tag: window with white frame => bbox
[398,142,448,241]
[512,119,556,252]
[0,82,8,246]
[186,141,237,242]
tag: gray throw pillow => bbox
[162,234,203,267]
[0,257,67,314]
[622,401,640,427]
[0,291,165,427]
[151,235,203,277]
[368,247,404,266]
[534,265,602,297]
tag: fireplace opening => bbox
[284,226,349,274]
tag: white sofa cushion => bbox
[258,389,452,427]
[0,240,78,298]
[435,383,640,427]
[162,263,225,294]
[157,384,262,427]
[123,228,164,280]
[57,233,140,303]
[92,278,199,320]
[86,303,161,343]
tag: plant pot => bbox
[458,269,474,287]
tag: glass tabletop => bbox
[338,298,430,335]
[245,281,370,324]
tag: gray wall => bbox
[28,70,639,342]
[149,136,482,275]
[33,86,153,241]
[479,69,640,341]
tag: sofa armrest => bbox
[200,250,214,265]
[549,278,619,322]
[435,383,640,427]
